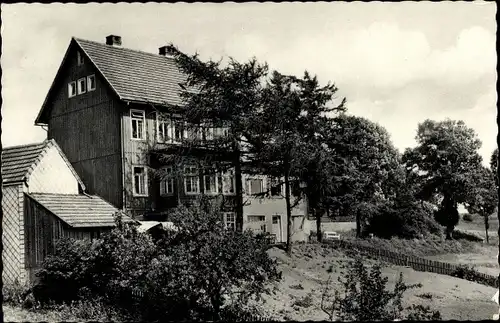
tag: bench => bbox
[323,231,341,240]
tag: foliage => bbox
[366,189,442,239]
[3,281,31,307]
[321,115,403,237]
[491,148,498,186]
[462,213,473,222]
[320,258,441,321]
[402,119,483,239]
[33,200,279,321]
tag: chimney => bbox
[106,35,122,46]
[159,45,175,57]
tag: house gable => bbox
[26,143,80,194]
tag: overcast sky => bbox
[1,2,497,164]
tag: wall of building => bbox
[2,184,27,284]
[46,44,123,208]
[27,145,80,194]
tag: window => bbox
[248,215,266,222]
[77,77,86,95]
[214,126,230,138]
[204,169,219,195]
[272,215,280,224]
[159,167,174,196]
[131,110,145,140]
[172,120,185,143]
[87,75,96,91]
[204,126,214,141]
[184,166,199,194]
[246,178,264,195]
[133,166,148,196]
[222,168,235,195]
[224,212,236,231]
[68,81,76,98]
[77,51,84,66]
[157,113,170,143]
[270,177,282,197]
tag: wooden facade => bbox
[23,195,109,282]
[45,44,123,209]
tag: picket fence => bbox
[324,239,498,288]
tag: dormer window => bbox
[77,51,84,66]
[77,78,86,94]
[68,81,76,98]
[87,75,96,91]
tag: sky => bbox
[1,2,497,165]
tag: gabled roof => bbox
[27,193,135,228]
[2,139,86,190]
[75,38,187,105]
[35,37,189,125]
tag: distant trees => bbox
[464,165,498,243]
[402,119,483,239]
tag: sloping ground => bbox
[254,244,497,321]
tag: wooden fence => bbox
[324,239,498,288]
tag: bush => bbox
[462,213,474,222]
[366,195,441,239]
[3,281,31,307]
[451,264,497,287]
[33,197,280,321]
[321,258,441,321]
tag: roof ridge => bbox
[73,37,178,63]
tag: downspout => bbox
[121,101,129,212]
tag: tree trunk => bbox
[355,208,361,238]
[485,213,490,244]
[314,209,322,243]
[284,163,293,255]
[233,149,244,232]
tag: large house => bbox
[34,35,310,242]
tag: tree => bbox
[491,148,498,188]
[464,165,498,243]
[402,119,483,239]
[322,114,402,237]
[242,71,345,252]
[153,44,269,231]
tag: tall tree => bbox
[153,44,268,231]
[402,119,483,239]
[322,114,402,237]
[491,148,498,188]
[464,165,498,243]
[244,71,345,252]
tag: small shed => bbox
[2,139,133,284]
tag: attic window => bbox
[77,78,86,94]
[77,51,84,66]
[87,75,96,91]
[68,81,76,98]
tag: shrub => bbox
[462,213,474,222]
[366,192,441,239]
[33,197,280,321]
[3,281,31,306]
[320,258,441,321]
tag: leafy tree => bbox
[464,165,498,243]
[491,148,498,187]
[322,114,402,237]
[402,119,483,239]
[247,71,345,248]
